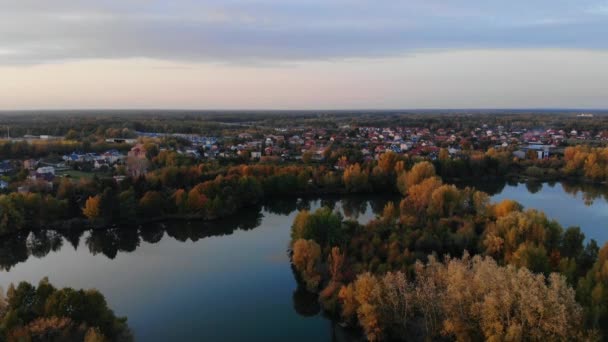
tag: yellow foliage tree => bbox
[82,195,101,220]
[292,239,322,291]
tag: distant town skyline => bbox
[1,1,608,109]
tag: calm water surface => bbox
[0,196,390,341]
[1,184,607,341]
[485,181,608,243]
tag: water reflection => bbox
[457,179,608,206]
[560,181,608,206]
[525,181,543,194]
[1,184,606,272]
[0,196,395,272]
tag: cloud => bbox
[1,0,607,65]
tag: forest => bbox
[0,278,132,341]
[290,162,608,341]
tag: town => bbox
[0,112,605,193]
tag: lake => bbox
[1,183,608,341]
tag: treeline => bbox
[0,140,131,160]
[1,147,607,238]
[0,156,406,237]
[0,278,131,341]
[290,162,608,341]
[564,145,608,182]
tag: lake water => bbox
[1,183,608,341]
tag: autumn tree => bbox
[438,148,449,161]
[397,161,436,195]
[83,195,102,221]
[577,242,608,335]
[343,163,370,193]
[291,207,343,247]
[427,184,461,218]
[399,176,442,220]
[292,239,322,291]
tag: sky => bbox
[1,0,608,109]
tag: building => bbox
[128,144,147,159]
[23,159,38,170]
[0,161,12,174]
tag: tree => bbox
[117,189,137,224]
[377,152,399,175]
[291,207,343,247]
[138,191,165,217]
[397,161,436,195]
[492,199,522,218]
[561,227,585,259]
[352,273,383,341]
[302,151,313,164]
[187,188,208,214]
[343,163,369,193]
[85,327,108,342]
[292,239,322,291]
[399,176,442,219]
[83,195,101,221]
[438,148,449,161]
[427,184,461,218]
[577,242,608,335]
[328,246,345,282]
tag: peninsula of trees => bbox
[290,162,608,341]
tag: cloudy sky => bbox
[1,0,608,109]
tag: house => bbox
[101,150,125,164]
[36,166,55,175]
[0,161,12,174]
[23,159,38,170]
[30,166,56,182]
[128,144,147,159]
[94,159,109,169]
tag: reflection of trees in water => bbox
[454,179,507,195]
[139,224,165,244]
[289,264,365,342]
[61,229,84,250]
[86,228,140,259]
[292,286,321,317]
[369,196,392,214]
[0,234,29,271]
[264,198,297,215]
[0,197,392,270]
[27,230,63,258]
[341,197,367,220]
[525,181,543,194]
[296,198,312,212]
[289,263,321,317]
[320,198,338,211]
[561,181,608,206]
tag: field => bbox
[57,169,109,180]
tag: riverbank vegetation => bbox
[0,278,131,342]
[1,145,607,238]
[290,162,608,341]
